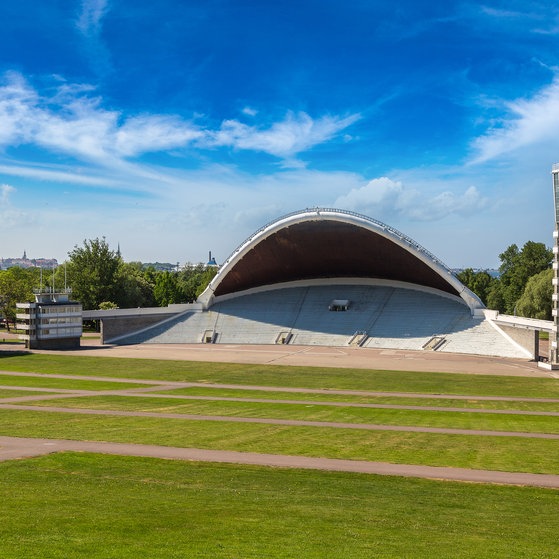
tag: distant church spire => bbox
[23,249,27,260]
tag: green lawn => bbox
[2,353,559,397]
[0,389,46,399]
[1,352,559,557]
[22,394,559,434]
[0,374,151,391]
[1,354,559,474]
[0,452,557,559]
[1,408,558,474]
[156,386,559,411]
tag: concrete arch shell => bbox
[198,209,484,312]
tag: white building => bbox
[16,289,82,349]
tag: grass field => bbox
[1,452,558,559]
[20,393,559,433]
[3,353,559,397]
[1,351,558,557]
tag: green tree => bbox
[65,238,122,310]
[515,268,553,320]
[115,262,156,308]
[486,282,506,313]
[455,268,495,305]
[488,241,552,314]
[0,267,41,330]
[177,264,217,302]
[153,271,182,306]
[194,267,218,298]
[99,301,119,310]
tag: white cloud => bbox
[0,73,359,179]
[76,0,110,37]
[0,183,31,231]
[470,77,559,163]
[0,161,127,188]
[0,183,14,205]
[75,0,112,76]
[242,106,258,117]
[334,177,487,221]
[114,115,203,157]
[334,177,404,216]
[206,111,361,159]
[479,6,527,19]
[406,186,487,220]
[0,72,37,145]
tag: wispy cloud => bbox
[0,183,31,230]
[0,183,14,205]
[334,177,487,221]
[470,76,559,163]
[242,106,258,117]
[206,111,361,160]
[76,0,110,37]
[0,72,360,182]
[479,6,529,19]
[76,0,112,76]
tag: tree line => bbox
[0,237,554,330]
[0,238,217,329]
[456,240,553,320]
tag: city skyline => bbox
[1,1,559,268]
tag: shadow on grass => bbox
[0,349,30,357]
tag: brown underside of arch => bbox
[214,220,458,297]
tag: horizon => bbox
[2,1,559,268]
[0,247,504,272]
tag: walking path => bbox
[1,435,559,489]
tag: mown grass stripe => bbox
[3,403,559,440]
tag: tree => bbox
[99,301,119,310]
[115,262,156,308]
[177,264,217,302]
[488,241,552,314]
[0,267,41,330]
[153,271,181,306]
[65,238,122,310]
[455,268,495,305]
[60,238,218,310]
[515,268,553,320]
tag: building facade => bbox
[551,164,559,368]
[16,290,82,349]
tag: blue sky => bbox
[1,0,559,268]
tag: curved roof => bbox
[198,208,483,311]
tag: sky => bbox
[1,0,559,269]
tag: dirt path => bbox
[1,435,558,489]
